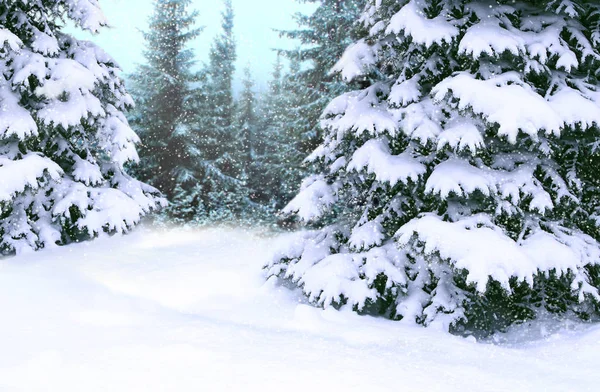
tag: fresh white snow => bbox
[0,228,598,391]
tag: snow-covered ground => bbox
[0,228,598,391]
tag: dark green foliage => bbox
[128,0,202,223]
[189,0,260,224]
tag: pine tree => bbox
[201,0,237,173]
[0,0,164,254]
[128,0,202,223]
[267,53,315,212]
[238,66,257,183]
[267,0,600,335]
[237,66,272,221]
[194,0,252,223]
[252,55,289,211]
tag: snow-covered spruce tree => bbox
[252,52,329,218]
[236,66,271,221]
[267,0,600,335]
[194,0,252,223]
[279,0,366,157]
[267,53,316,212]
[238,66,257,179]
[252,55,297,213]
[128,0,202,224]
[202,0,236,161]
[0,0,163,254]
[254,55,285,204]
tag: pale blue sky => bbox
[79,0,315,91]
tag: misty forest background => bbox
[128,0,363,227]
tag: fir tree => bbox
[0,0,164,254]
[194,0,252,223]
[279,0,366,156]
[252,55,288,210]
[280,53,323,204]
[267,0,600,335]
[201,0,237,169]
[238,66,257,182]
[234,66,276,223]
[266,53,315,212]
[128,0,202,223]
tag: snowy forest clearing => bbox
[0,229,597,391]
